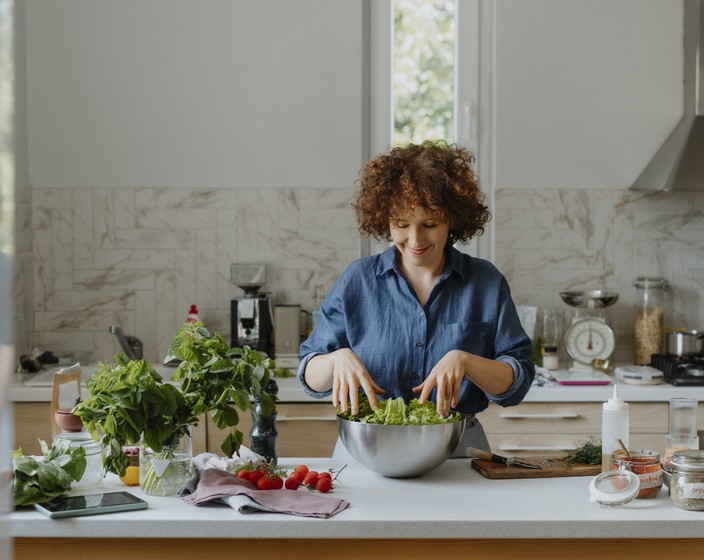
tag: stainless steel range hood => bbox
[631,0,704,192]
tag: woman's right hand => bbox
[303,349,385,415]
[327,348,385,415]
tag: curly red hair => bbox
[353,141,491,244]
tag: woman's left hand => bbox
[412,350,468,417]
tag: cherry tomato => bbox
[257,476,275,490]
[318,472,332,481]
[272,476,284,489]
[316,478,332,493]
[284,477,300,490]
[303,471,319,487]
[294,465,309,476]
[289,470,305,484]
[248,469,266,484]
[236,469,251,480]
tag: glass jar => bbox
[633,277,668,365]
[613,449,663,499]
[53,432,105,489]
[140,430,193,497]
[670,450,704,511]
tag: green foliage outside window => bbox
[393,0,456,146]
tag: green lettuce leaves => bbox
[12,439,87,507]
[339,395,462,425]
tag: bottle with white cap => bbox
[602,385,629,472]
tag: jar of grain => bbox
[633,277,668,365]
[670,450,704,511]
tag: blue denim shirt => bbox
[297,246,535,415]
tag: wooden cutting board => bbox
[470,457,601,479]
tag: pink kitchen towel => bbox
[182,468,350,518]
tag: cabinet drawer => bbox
[486,433,666,458]
[206,403,338,458]
[478,402,668,435]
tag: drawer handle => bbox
[276,415,338,422]
[499,413,580,419]
[498,444,578,451]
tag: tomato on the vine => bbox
[284,477,300,490]
[316,478,332,493]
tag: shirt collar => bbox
[375,244,466,281]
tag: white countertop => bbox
[9,364,328,403]
[10,364,704,404]
[9,457,704,540]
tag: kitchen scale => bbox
[560,290,619,372]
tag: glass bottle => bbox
[633,277,668,365]
[250,379,279,464]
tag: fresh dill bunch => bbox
[564,439,602,466]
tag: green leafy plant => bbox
[12,439,87,507]
[74,322,277,480]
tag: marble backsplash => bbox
[13,186,704,366]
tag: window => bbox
[393,0,456,146]
[367,0,494,260]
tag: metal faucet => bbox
[109,325,143,361]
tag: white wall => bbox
[494,0,683,189]
[24,0,365,189]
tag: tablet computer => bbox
[34,491,148,519]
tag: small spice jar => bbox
[670,450,704,511]
[613,449,663,499]
[633,276,668,365]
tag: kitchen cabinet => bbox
[12,402,208,456]
[478,401,704,457]
[205,403,338,458]
[12,402,54,455]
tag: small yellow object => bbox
[120,466,139,486]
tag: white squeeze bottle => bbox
[601,385,629,472]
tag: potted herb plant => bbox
[74,322,277,496]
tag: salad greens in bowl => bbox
[337,396,464,478]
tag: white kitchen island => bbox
[10,457,704,560]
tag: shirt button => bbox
[419,311,425,318]
[416,341,423,348]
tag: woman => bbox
[297,141,534,455]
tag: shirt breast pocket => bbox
[437,321,491,357]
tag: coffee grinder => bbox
[230,263,274,357]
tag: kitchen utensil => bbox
[665,330,704,357]
[563,317,615,370]
[616,438,631,460]
[470,455,600,479]
[559,290,619,309]
[465,447,542,469]
[337,416,464,478]
[591,358,613,374]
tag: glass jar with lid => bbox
[612,449,663,499]
[633,276,668,365]
[670,450,704,511]
[53,432,105,489]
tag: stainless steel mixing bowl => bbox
[337,416,465,478]
[559,290,619,309]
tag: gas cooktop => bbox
[650,354,704,386]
